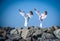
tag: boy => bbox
[18,9,33,27]
[34,8,47,28]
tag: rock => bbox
[10,28,22,35]
[42,28,48,32]
[7,28,22,41]
[54,26,59,30]
[25,37,31,41]
[33,30,42,37]
[0,26,60,41]
[17,28,22,35]
[0,29,6,37]
[10,29,18,35]
[12,39,19,41]
[39,33,56,41]
[5,39,11,41]
[34,27,40,31]
[0,39,5,41]
[4,27,15,34]
[47,28,53,33]
[54,29,60,39]
[20,39,27,41]
[31,35,38,41]
[21,28,29,39]
[52,26,59,31]
[27,26,34,30]
[7,34,21,40]
[44,39,60,41]
[0,37,5,41]
[41,33,55,39]
[21,27,35,39]
[26,28,35,38]
[33,27,42,38]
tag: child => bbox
[18,9,33,27]
[34,8,47,28]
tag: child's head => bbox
[29,11,33,15]
[44,11,47,15]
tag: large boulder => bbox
[20,39,27,41]
[54,29,60,39]
[21,27,35,39]
[7,28,22,40]
[21,28,29,39]
[10,29,18,35]
[47,28,53,33]
[44,39,60,41]
[5,39,11,41]
[10,28,22,35]
[41,33,55,39]
[7,34,21,41]
[26,28,35,38]
[53,26,59,30]
[0,29,6,41]
[31,35,38,41]
[39,33,56,41]
[25,37,31,41]
[17,28,22,35]
[42,28,48,32]
[0,29,6,37]
[52,26,60,31]
[33,30,42,37]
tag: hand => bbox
[18,9,21,12]
[34,8,37,11]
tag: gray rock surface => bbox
[0,26,60,41]
[21,28,29,39]
[43,39,60,41]
[25,37,31,41]
[33,30,42,36]
[41,33,55,39]
[54,29,60,39]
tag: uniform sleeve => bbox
[27,13,32,18]
[35,10,40,16]
[19,11,26,18]
[41,14,47,19]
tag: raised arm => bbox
[18,9,26,17]
[34,8,40,16]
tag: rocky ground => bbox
[0,26,60,41]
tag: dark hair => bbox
[30,11,33,15]
[44,11,47,15]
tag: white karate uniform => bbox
[35,11,47,28]
[19,12,32,27]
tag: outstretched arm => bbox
[34,8,40,16]
[18,9,26,17]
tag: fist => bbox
[18,9,21,12]
[34,8,37,11]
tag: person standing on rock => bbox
[34,8,47,28]
[19,9,33,27]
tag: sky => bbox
[0,0,60,28]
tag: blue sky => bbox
[0,0,60,28]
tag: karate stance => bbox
[34,8,47,28]
[19,9,33,27]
